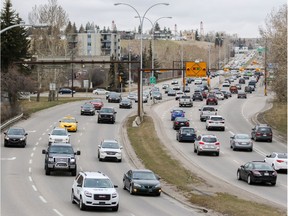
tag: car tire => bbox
[249,148,253,152]
[71,168,77,176]
[129,185,134,195]
[71,190,76,204]
[196,148,200,155]
[112,204,119,212]
[271,182,276,186]
[118,159,122,162]
[237,171,241,180]
[97,119,101,123]
[247,174,253,185]
[45,167,51,176]
[79,196,86,211]
[215,152,219,156]
[194,145,197,153]
[222,127,225,131]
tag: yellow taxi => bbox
[59,116,78,132]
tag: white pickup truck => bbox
[179,95,193,107]
[199,105,217,122]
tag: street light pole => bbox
[216,37,223,69]
[0,22,49,34]
[115,2,169,119]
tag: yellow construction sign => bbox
[185,62,207,77]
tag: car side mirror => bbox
[266,155,271,158]
[25,133,28,136]
[155,174,161,180]
[98,145,101,148]
[42,149,47,154]
[198,109,201,111]
[75,150,81,155]
[114,185,118,188]
[97,111,100,113]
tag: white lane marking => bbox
[0,157,16,160]
[33,147,36,151]
[35,142,39,146]
[39,137,42,141]
[229,131,234,135]
[29,159,32,164]
[253,148,267,157]
[53,209,63,216]
[46,128,50,131]
[29,167,32,173]
[32,185,37,191]
[39,196,47,203]
[233,160,240,164]
[27,130,36,133]
[28,176,32,182]
[42,132,46,136]
[31,153,34,157]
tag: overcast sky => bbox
[9,0,286,38]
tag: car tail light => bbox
[199,141,205,145]
[215,142,220,145]
[220,121,225,124]
[276,160,284,163]
[268,133,272,136]
[256,132,261,136]
[175,122,179,125]
[185,122,189,126]
[208,121,213,123]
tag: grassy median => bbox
[126,115,286,216]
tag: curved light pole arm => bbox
[0,23,49,34]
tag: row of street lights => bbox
[114,2,170,119]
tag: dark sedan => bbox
[80,103,95,115]
[123,169,161,196]
[192,92,203,101]
[176,127,197,142]
[220,90,232,99]
[119,98,132,109]
[173,117,190,130]
[237,161,277,186]
[58,88,75,94]
[108,93,122,103]
[4,127,28,147]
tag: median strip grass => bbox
[126,115,286,216]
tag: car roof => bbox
[52,127,67,130]
[131,169,154,173]
[200,134,217,138]
[50,143,73,147]
[80,171,110,179]
[102,139,118,143]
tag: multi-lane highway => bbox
[1,72,287,216]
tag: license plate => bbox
[187,133,191,136]
[180,123,184,125]
[264,173,269,176]
[263,134,267,136]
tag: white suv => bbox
[71,171,119,211]
[98,140,122,162]
[206,115,225,131]
[48,127,70,145]
[194,134,220,156]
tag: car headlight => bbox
[84,190,92,197]
[112,192,118,198]
[20,137,25,141]
[155,183,161,188]
[5,137,9,140]
[48,157,54,162]
[133,183,142,188]
[70,158,75,163]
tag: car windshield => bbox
[7,128,25,135]
[202,137,217,143]
[210,117,223,121]
[84,178,113,188]
[235,134,250,139]
[51,129,67,136]
[49,146,74,154]
[61,118,76,123]
[132,171,157,180]
[203,107,215,111]
[253,163,274,171]
[182,128,195,133]
[122,99,130,103]
[173,110,183,114]
[102,142,119,149]
[277,153,288,159]
[100,108,114,113]
[258,127,272,132]
[83,104,93,108]
[91,99,102,103]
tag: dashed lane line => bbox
[53,209,63,216]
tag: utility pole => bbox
[264,37,267,96]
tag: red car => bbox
[206,94,218,105]
[90,99,104,110]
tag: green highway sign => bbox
[150,76,156,84]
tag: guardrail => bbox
[0,113,23,131]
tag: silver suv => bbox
[71,171,119,211]
[199,106,217,122]
[98,140,123,162]
[194,134,220,156]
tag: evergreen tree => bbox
[79,24,85,33]
[1,0,30,73]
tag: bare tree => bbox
[28,0,69,57]
[259,4,287,102]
